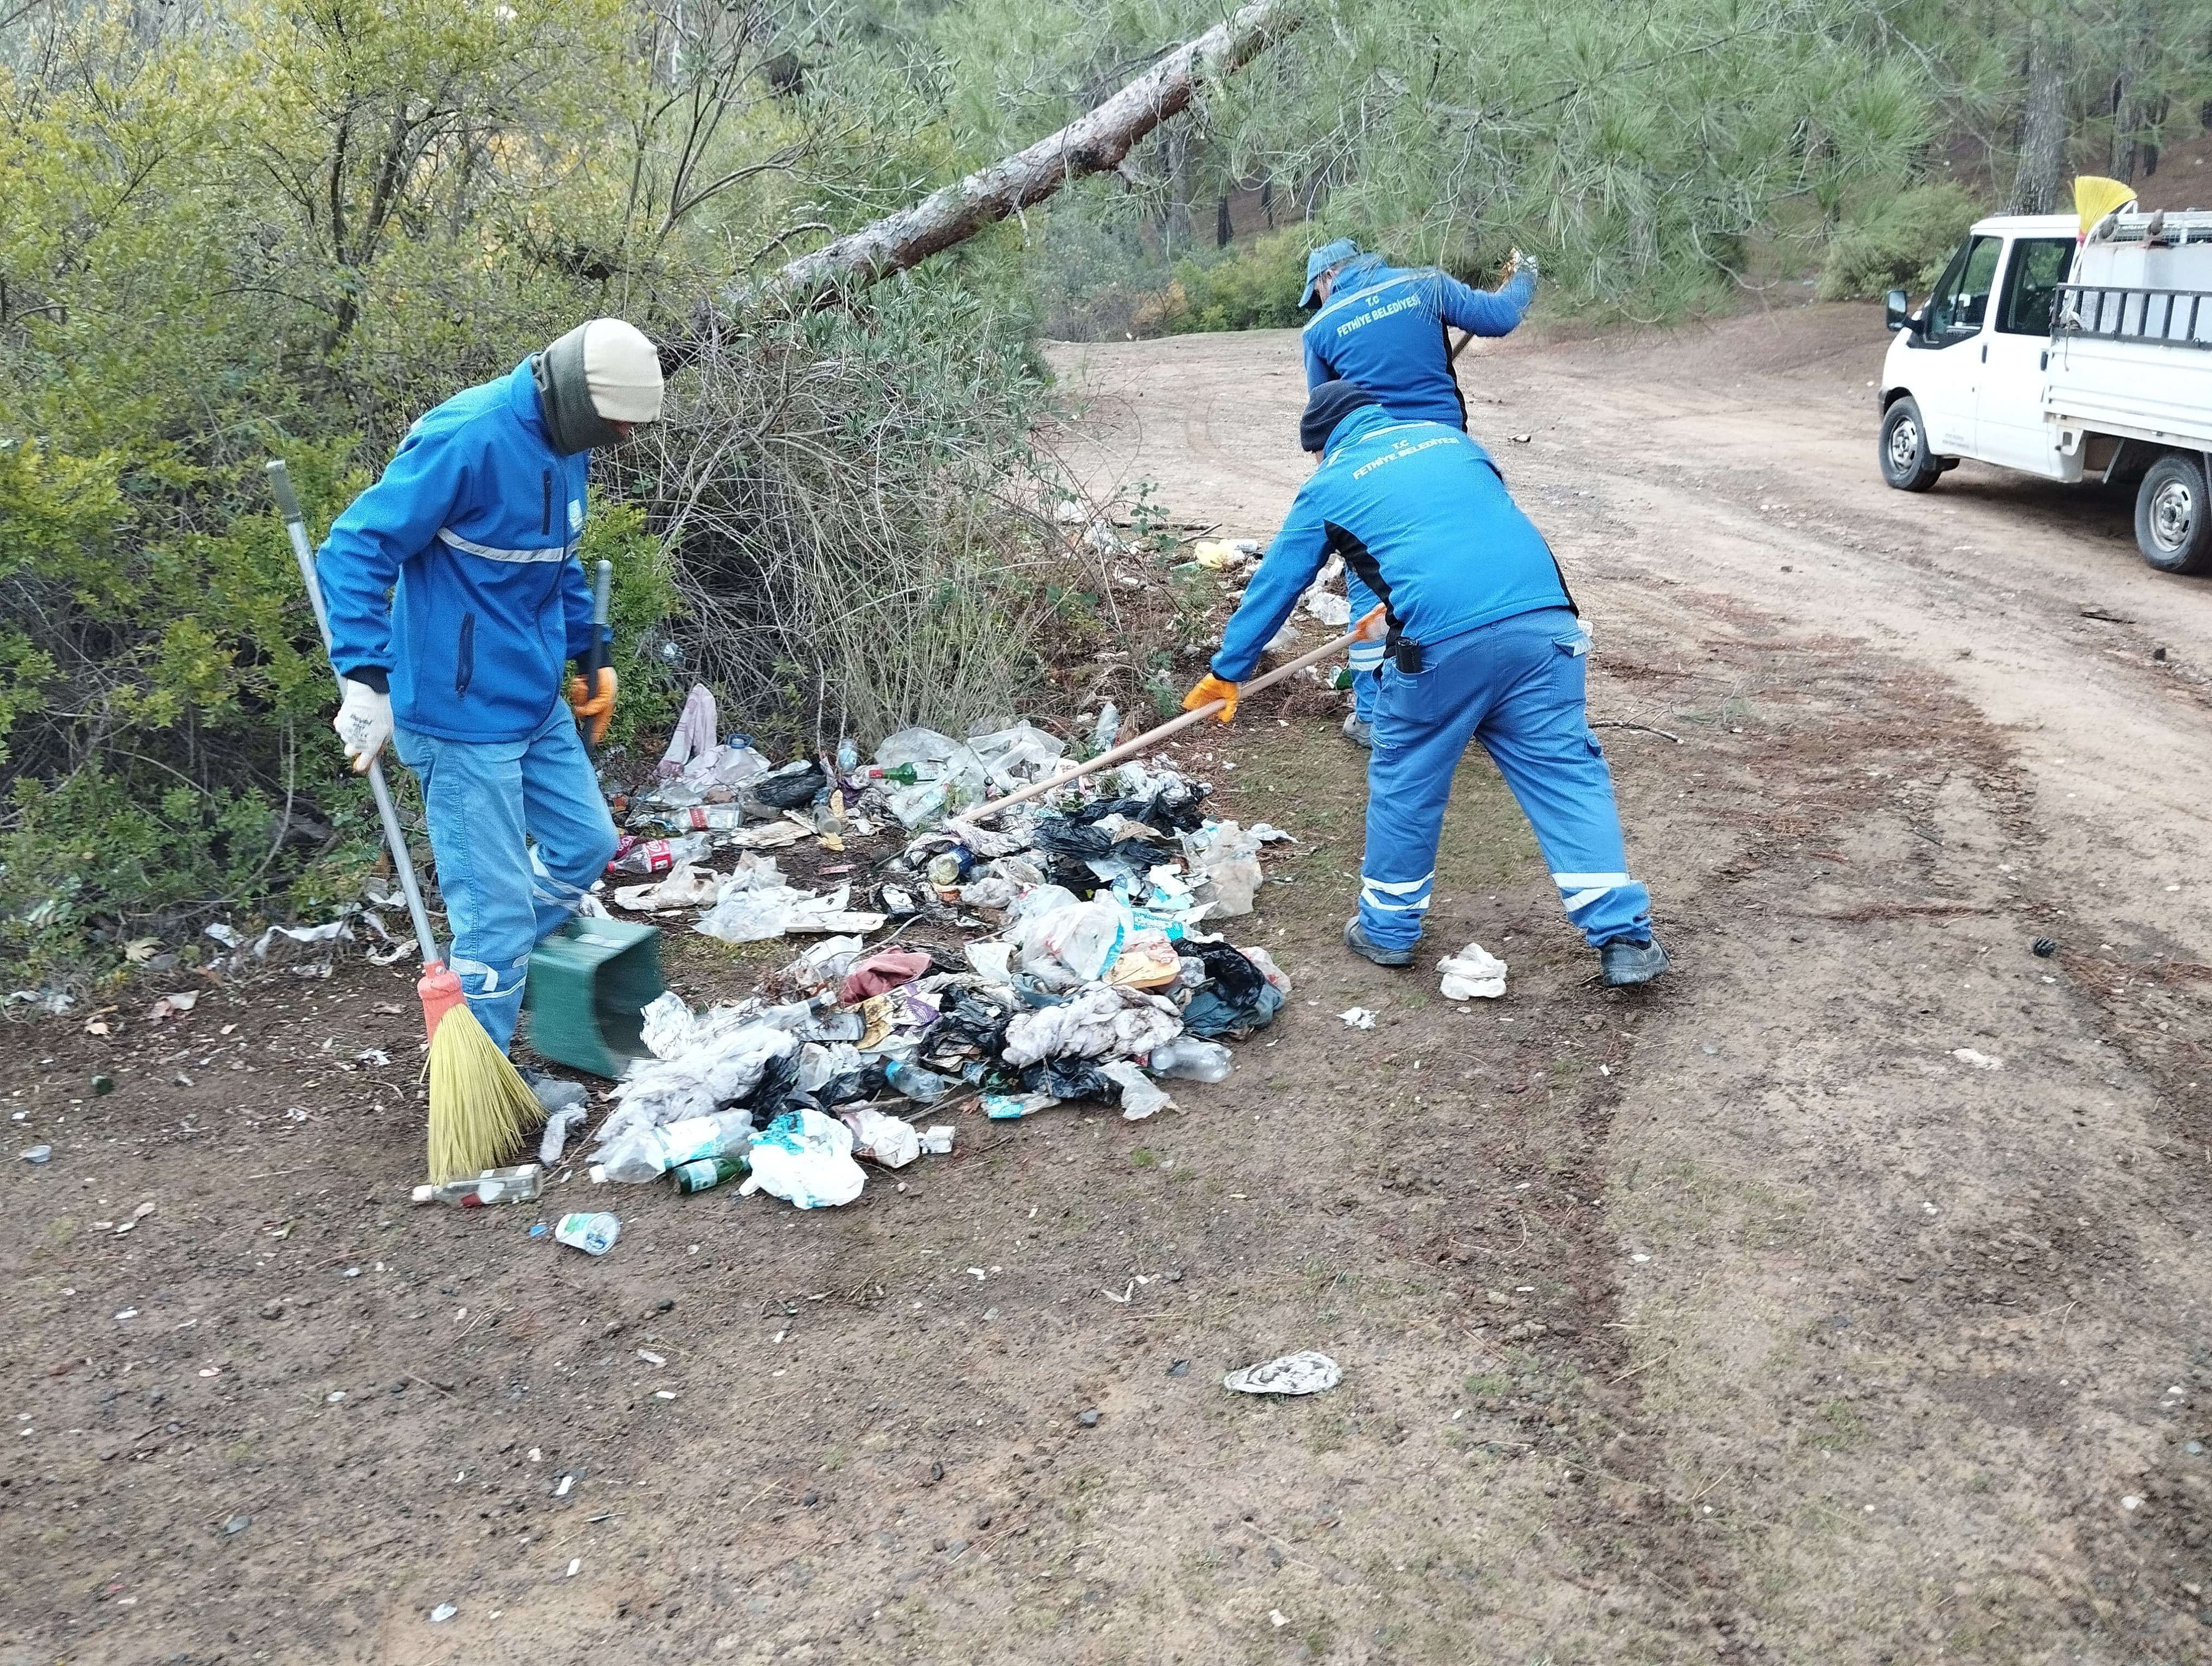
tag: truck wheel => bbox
[2135,453,2212,575]
[1879,399,1941,492]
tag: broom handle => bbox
[266,460,444,968]
[955,604,1386,826]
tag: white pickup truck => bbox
[1876,206,2212,572]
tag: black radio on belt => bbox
[1393,638,1424,674]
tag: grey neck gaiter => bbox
[531,324,621,456]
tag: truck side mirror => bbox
[1885,289,1910,332]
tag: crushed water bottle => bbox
[1147,1037,1233,1082]
[1094,703,1120,751]
[411,1165,543,1206]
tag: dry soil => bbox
[4,303,2210,1665]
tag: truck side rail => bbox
[2054,282,2212,350]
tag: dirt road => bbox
[4,305,2208,1664]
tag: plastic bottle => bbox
[670,1154,749,1194]
[884,1058,952,1103]
[411,1164,543,1206]
[667,805,747,831]
[835,738,859,774]
[591,1110,753,1184]
[554,1212,621,1255]
[924,849,974,887]
[1147,1037,1233,1082]
[1094,703,1120,752]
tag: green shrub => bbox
[1817,184,1980,301]
[1154,227,1314,334]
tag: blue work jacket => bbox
[1302,260,1534,428]
[1212,407,1571,683]
[317,360,595,744]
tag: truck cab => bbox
[1876,203,2212,573]
[1877,214,2080,484]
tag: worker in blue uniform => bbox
[1300,238,1536,749]
[317,318,664,1052]
[1184,381,1668,987]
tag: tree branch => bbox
[679,0,1299,349]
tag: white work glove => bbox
[333,678,393,774]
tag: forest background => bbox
[2,0,2208,977]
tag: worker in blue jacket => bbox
[317,318,664,1053]
[1184,381,1667,987]
[1301,239,1536,749]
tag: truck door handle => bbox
[1980,344,1988,362]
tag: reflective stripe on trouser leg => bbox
[449,953,532,1052]
[1358,644,1489,952]
[1470,619,1653,947]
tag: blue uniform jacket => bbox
[1211,407,1571,683]
[1302,260,1533,428]
[317,360,595,744]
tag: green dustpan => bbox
[522,918,666,1078]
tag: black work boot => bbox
[1599,936,1671,987]
[1343,918,1414,967]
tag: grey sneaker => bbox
[1343,917,1414,967]
[1341,712,1373,749]
[1599,936,1671,987]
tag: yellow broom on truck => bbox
[268,460,541,1184]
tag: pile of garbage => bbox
[546,690,1303,1218]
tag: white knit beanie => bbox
[581,319,664,424]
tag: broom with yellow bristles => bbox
[269,460,541,1184]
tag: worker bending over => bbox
[1300,239,1536,748]
[1185,382,1667,987]
[317,319,664,1052]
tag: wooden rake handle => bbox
[953,604,1386,826]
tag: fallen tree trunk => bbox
[708,0,1298,327]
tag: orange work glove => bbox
[568,665,618,746]
[1182,672,1239,723]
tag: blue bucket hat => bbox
[1300,239,1361,307]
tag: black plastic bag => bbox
[1020,1056,1115,1101]
[751,761,827,810]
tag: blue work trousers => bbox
[394,701,618,1053]
[1359,607,1651,951]
[1345,571,1386,723]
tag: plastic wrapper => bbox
[1183,820,1263,918]
[599,1023,795,1144]
[839,950,932,1002]
[740,1107,865,1208]
[1098,1059,1176,1120]
[1001,984,1182,1067]
[1023,901,1124,983]
[967,722,1068,790]
[841,1107,921,1168]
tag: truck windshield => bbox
[1998,238,2075,335]
[1927,235,2002,339]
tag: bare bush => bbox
[642,288,1120,750]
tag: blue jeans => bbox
[1359,606,1652,951]
[394,701,618,1054]
[1347,571,1386,723]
